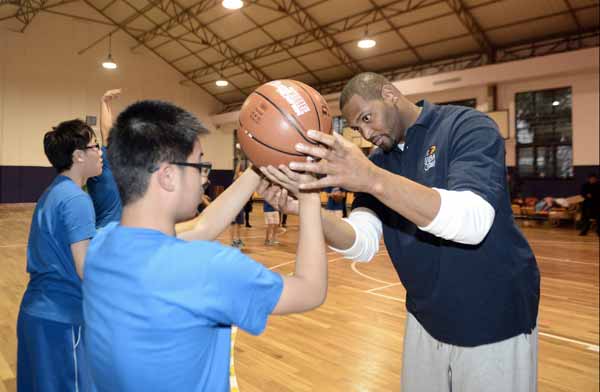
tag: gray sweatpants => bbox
[401,312,537,392]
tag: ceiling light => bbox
[102,33,118,70]
[552,100,560,106]
[222,0,243,9]
[358,38,376,49]
[357,24,376,49]
[216,80,229,87]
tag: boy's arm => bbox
[100,89,121,145]
[177,168,262,241]
[71,240,90,279]
[269,174,327,314]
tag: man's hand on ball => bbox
[289,130,379,193]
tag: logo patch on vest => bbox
[424,145,436,172]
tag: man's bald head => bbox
[339,72,391,110]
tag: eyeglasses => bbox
[170,161,212,177]
[84,144,101,151]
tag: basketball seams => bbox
[237,122,305,159]
[253,91,318,146]
[289,80,322,133]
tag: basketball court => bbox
[1,0,599,391]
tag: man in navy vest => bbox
[261,72,540,392]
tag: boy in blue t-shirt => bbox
[17,119,104,392]
[82,100,328,392]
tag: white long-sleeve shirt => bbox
[330,188,495,262]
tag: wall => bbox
[214,61,599,197]
[498,70,599,166]
[407,73,599,197]
[0,9,224,202]
[497,70,599,198]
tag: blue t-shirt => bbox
[87,146,122,228]
[325,187,345,211]
[20,175,96,325]
[353,100,540,347]
[263,200,276,212]
[83,223,283,392]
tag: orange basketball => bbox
[237,80,332,168]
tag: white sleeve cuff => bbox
[328,208,382,262]
[418,188,495,245]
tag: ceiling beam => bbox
[130,0,217,50]
[184,0,451,81]
[444,0,494,61]
[146,0,272,86]
[269,0,364,75]
[194,3,599,92]
[82,0,225,104]
[367,0,424,62]
[159,0,330,61]
[11,0,48,32]
[240,7,323,84]
[78,0,175,56]
[217,28,598,107]
[563,0,582,32]
[129,0,286,52]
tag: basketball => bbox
[237,79,332,168]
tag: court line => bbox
[364,287,600,353]
[538,332,599,352]
[366,282,402,292]
[269,253,343,270]
[364,289,600,352]
[537,256,598,266]
[358,268,600,353]
[351,261,395,285]
[528,239,599,246]
[0,352,14,380]
[229,251,345,390]
[367,291,406,303]
[0,244,26,248]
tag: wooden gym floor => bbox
[0,203,598,391]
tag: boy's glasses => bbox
[84,144,101,151]
[170,162,212,177]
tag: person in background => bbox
[324,186,346,218]
[264,200,280,246]
[579,173,600,236]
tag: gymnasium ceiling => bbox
[1,0,599,110]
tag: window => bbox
[332,116,347,134]
[515,87,573,179]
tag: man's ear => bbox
[381,84,399,104]
[156,164,177,192]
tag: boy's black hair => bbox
[43,119,96,173]
[107,100,208,205]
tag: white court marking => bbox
[536,255,598,266]
[0,244,26,248]
[528,239,600,247]
[269,253,344,271]
[353,261,600,353]
[230,250,342,390]
[539,332,600,352]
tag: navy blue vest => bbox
[353,100,540,346]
